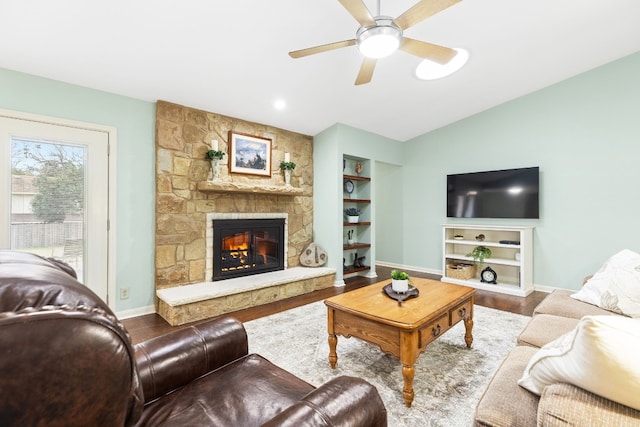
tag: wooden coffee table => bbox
[325,278,475,408]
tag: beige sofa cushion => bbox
[533,289,613,319]
[516,314,578,348]
[474,346,539,427]
[519,315,640,411]
[538,383,640,427]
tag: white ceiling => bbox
[2,0,639,141]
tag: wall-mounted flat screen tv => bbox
[447,167,539,219]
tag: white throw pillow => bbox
[570,249,640,317]
[518,315,640,410]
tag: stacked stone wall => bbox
[155,101,314,291]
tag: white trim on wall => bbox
[116,305,156,319]
[375,260,441,276]
[377,260,556,294]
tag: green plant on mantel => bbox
[467,246,492,267]
[205,150,225,160]
[280,161,296,170]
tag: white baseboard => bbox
[531,284,559,293]
[116,305,155,320]
[375,260,442,276]
[376,261,561,294]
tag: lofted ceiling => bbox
[1,0,640,141]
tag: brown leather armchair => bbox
[0,251,387,426]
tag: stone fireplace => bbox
[154,101,335,325]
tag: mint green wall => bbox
[0,68,156,312]
[313,124,402,282]
[402,52,640,290]
[375,162,403,263]
[313,125,343,280]
[332,124,404,164]
[3,48,638,313]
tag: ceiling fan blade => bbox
[394,0,461,31]
[338,0,375,27]
[289,39,356,58]
[400,37,456,64]
[355,57,376,85]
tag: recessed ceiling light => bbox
[273,99,286,110]
[415,48,469,80]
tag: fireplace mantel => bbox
[197,181,305,196]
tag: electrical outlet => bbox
[120,287,130,300]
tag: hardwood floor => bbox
[123,266,547,345]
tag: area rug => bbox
[244,300,530,427]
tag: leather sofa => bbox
[0,250,387,426]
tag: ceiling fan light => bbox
[415,48,469,80]
[357,18,402,59]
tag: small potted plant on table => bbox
[391,269,410,293]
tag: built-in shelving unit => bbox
[441,224,534,297]
[343,157,373,276]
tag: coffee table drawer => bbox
[419,312,449,346]
[450,299,472,324]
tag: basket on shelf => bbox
[445,263,476,280]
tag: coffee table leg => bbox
[464,317,474,348]
[400,332,418,407]
[327,308,338,368]
[328,333,338,369]
[402,364,415,407]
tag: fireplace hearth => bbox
[213,218,285,281]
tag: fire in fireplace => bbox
[212,218,285,281]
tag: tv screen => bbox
[447,167,539,219]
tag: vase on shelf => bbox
[210,159,220,181]
[347,216,359,223]
[284,169,292,187]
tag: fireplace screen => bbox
[213,218,285,281]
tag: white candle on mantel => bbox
[284,152,290,162]
[211,140,218,151]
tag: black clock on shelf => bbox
[480,266,497,284]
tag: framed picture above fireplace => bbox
[229,131,272,177]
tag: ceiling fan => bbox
[288,0,461,85]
